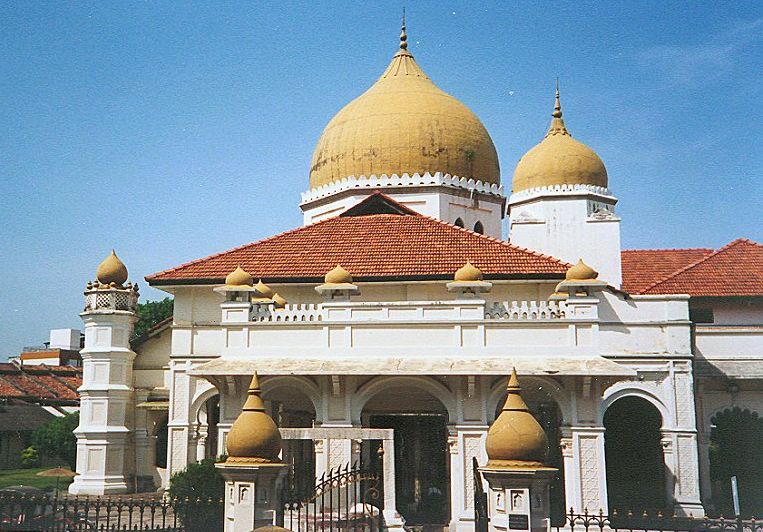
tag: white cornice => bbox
[508,183,616,205]
[301,172,505,205]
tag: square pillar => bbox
[216,462,288,532]
[480,466,557,532]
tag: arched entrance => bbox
[264,381,317,498]
[604,396,666,514]
[492,380,566,524]
[361,380,450,527]
[197,395,220,460]
[710,407,763,517]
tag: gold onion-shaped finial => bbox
[565,259,598,281]
[325,264,353,285]
[486,368,549,467]
[254,279,274,299]
[225,373,282,462]
[454,261,483,282]
[272,293,287,308]
[96,250,128,287]
[546,78,569,137]
[225,265,253,287]
[399,8,408,50]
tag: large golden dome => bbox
[309,25,500,189]
[513,86,607,193]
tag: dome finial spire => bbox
[546,78,570,137]
[399,7,408,50]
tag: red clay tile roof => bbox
[147,194,569,284]
[0,363,82,404]
[621,248,713,293]
[626,238,763,296]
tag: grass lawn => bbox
[0,467,74,491]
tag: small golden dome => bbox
[254,279,274,299]
[513,85,607,193]
[226,373,282,463]
[272,293,287,308]
[325,264,353,285]
[225,266,253,287]
[309,24,500,189]
[454,261,483,282]
[96,250,128,287]
[565,259,598,281]
[486,369,549,467]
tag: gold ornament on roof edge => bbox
[254,279,275,299]
[325,264,353,285]
[513,82,608,193]
[225,373,282,463]
[485,368,549,467]
[309,20,500,189]
[272,293,287,308]
[565,259,598,281]
[96,250,129,287]
[225,266,254,287]
[454,261,483,282]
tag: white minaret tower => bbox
[508,84,622,287]
[69,250,139,495]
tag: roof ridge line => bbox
[422,214,572,267]
[146,214,350,281]
[637,238,757,294]
[622,247,714,253]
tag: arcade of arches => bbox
[180,377,763,521]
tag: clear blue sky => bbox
[1,2,761,357]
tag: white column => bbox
[70,290,138,496]
[570,427,608,512]
[449,427,488,532]
[560,432,576,514]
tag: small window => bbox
[454,218,465,228]
[473,221,484,234]
[690,308,714,324]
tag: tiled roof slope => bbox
[628,239,763,296]
[0,363,81,404]
[621,248,713,293]
[147,195,569,284]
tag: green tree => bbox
[169,458,225,531]
[132,297,174,340]
[20,446,40,468]
[31,412,79,469]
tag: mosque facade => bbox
[68,24,763,531]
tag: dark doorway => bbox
[369,414,449,526]
[604,396,666,514]
[710,407,763,517]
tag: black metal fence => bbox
[0,491,223,531]
[280,463,381,532]
[554,509,763,532]
[472,457,488,532]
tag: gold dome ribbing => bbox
[513,84,607,193]
[309,22,500,189]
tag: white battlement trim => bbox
[251,299,566,323]
[301,172,504,204]
[485,300,566,320]
[508,183,615,204]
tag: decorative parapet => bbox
[300,172,504,204]
[243,300,572,323]
[83,285,139,313]
[508,183,615,204]
[485,300,566,320]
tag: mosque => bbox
[68,21,763,531]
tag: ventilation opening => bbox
[473,221,484,234]
[454,218,464,228]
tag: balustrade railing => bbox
[485,300,566,320]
